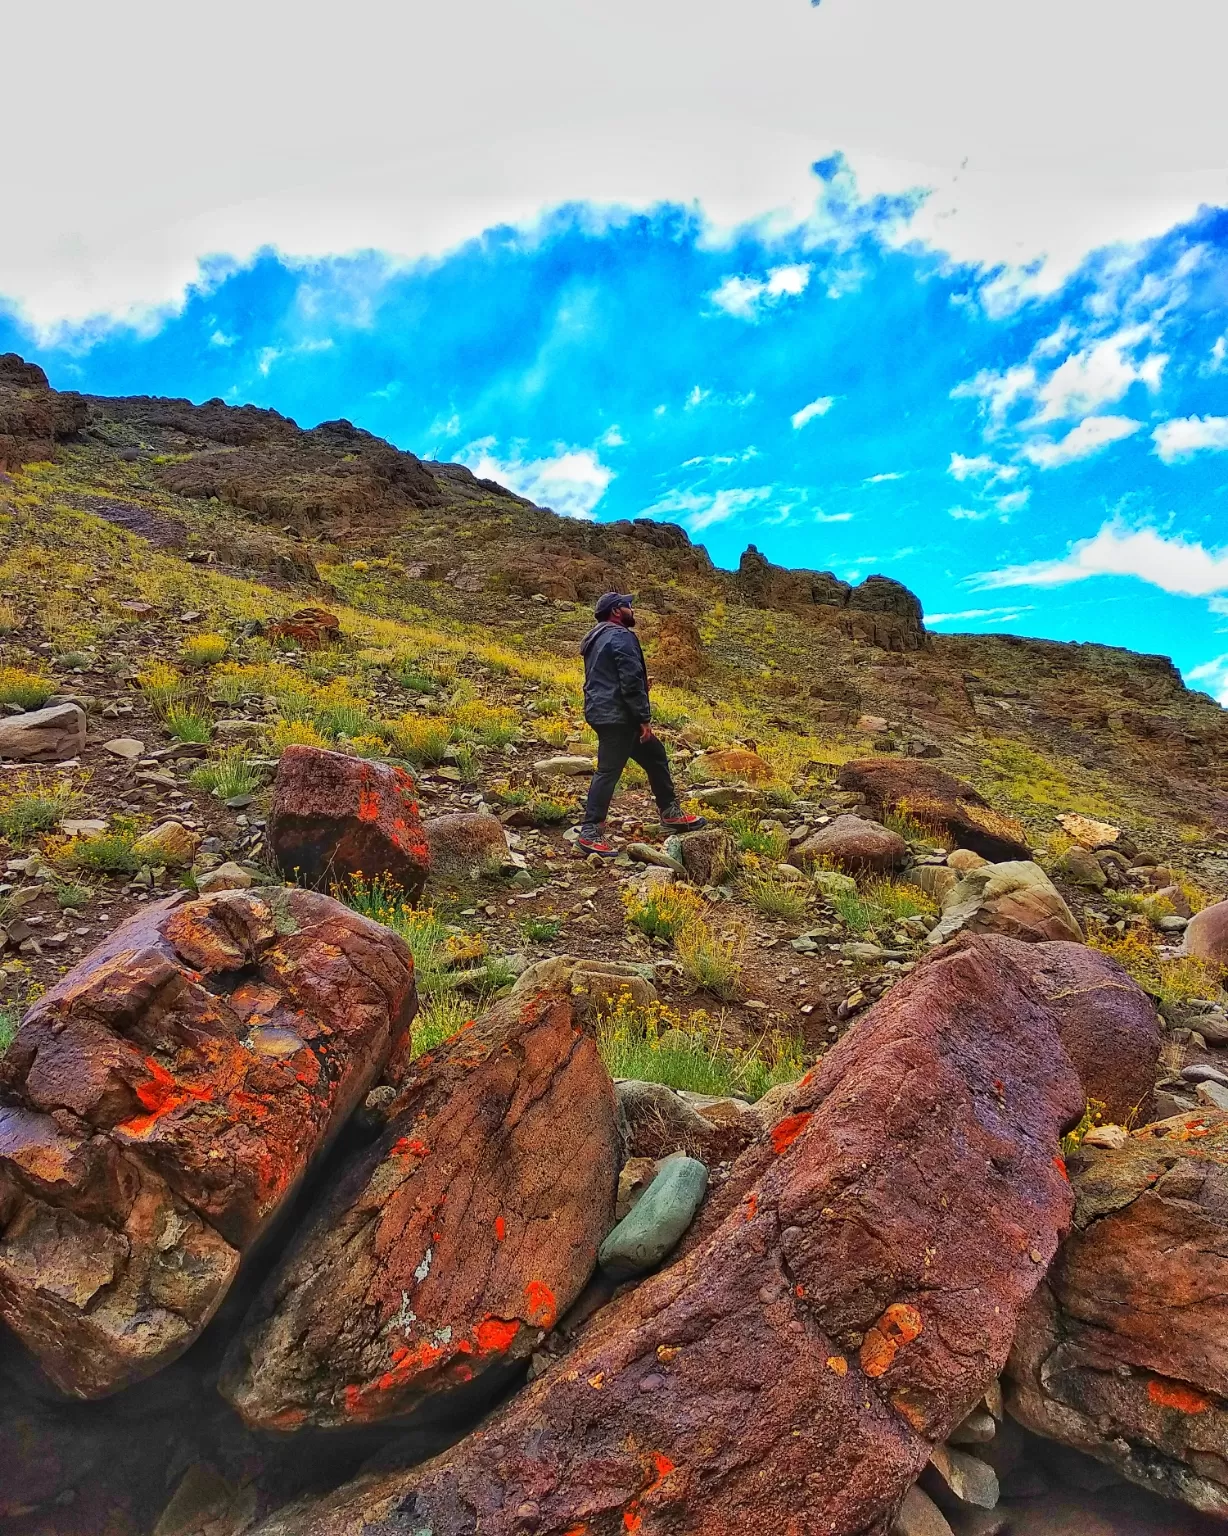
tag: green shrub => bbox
[623,884,705,941]
[59,818,145,875]
[0,668,54,710]
[313,700,377,740]
[725,810,788,860]
[521,914,562,942]
[676,917,744,999]
[190,750,263,800]
[0,774,78,843]
[164,706,213,744]
[412,992,472,1057]
[743,871,807,923]
[0,1006,18,1053]
[529,796,572,826]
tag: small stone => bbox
[532,755,596,780]
[948,1409,997,1445]
[1196,1080,1228,1111]
[1080,1123,1129,1150]
[102,737,145,760]
[929,1444,999,1508]
[195,861,256,894]
[891,1484,955,1536]
[598,1156,709,1280]
[60,818,107,838]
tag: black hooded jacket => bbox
[580,621,651,727]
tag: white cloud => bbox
[949,506,991,521]
[791,395,834,430]
[1152,415,1228,463]
[1020,414,1142,468]
[947,451,1020,483]
[864,471,904,483]
[599,425,626,447]
[924,605,1036,625]
[974,520,1228,596]
[814,510,853,523]
[1187,654,1228,706]
[1032,328,1166,422]
[427,411,460,439]
[208,328,235,347]
[996,488,1031,515]
[681,447,759,469]
[951,365,1037,426]
[685,385,711,410]
[709,263,812,321]
[5,0,1228,332]
[643,484,774,534]
[460,440,613,520]
[1207,336,1227,374]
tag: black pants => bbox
[582,724,678,826]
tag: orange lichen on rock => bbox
[860,1303,924,1378]
[1147,1378,1213,1414]
[525,1280,558,1327]
[770,1112,813,1155]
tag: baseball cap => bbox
[594,592,634,620]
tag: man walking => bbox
[576,592,706,857]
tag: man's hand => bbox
[639,723,655,743]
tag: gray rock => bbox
[811,868,858,898]
[1196,1080,1228,1111]
[1059,845,1108,890]
[531,754,596,779]
[0,702,86,763]
[625,842,686,873]
[101,736,145,760]
[195,861,255,894]
[891,1485,954,1536]
[598,1155,709,1279]
[948,1409,997,1446]
[929,1444,999,1508]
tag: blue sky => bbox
[4,1,1227,701]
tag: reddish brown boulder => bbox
[837,759,1031,863]
[264,607,341,650]
[0,887,415,1398]
[1008,1112,1228,1517]
[982,937,1161,1124]
[790,811,908,873]
[423,810,508,878]
[269,744,430,898]
[249,934,1082,1536]
[221,986,618,1431]
[1181,901,1228,969]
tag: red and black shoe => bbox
[576,823,619,858]
[659,803,708,832]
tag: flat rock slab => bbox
[0,888,415,1398]
[249,934,1082,1536]
[221,986,618,1431]
[1009,1111,1228,1518]
[268,744,430,900]
[0,702,86,763]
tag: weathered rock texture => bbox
[790,812,908,874]
[0,701,86,762]
[221,986,618,1431]
[268,744,429,899]
[837,759,1031,863]
[249,934,1082,1536]
[982,937,1161,1125]
[928,862,1083,947]
[734,546,928,652]
[423,810,509,878]
[1008,1112,1228,1517]
[0,354,88,469]
[0,887,415,1397]
[1181,900,1228,969]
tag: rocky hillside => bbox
[1,353,1228,1536]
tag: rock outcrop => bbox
[0,888,416,1397]
[268,744,430,899]
[733,546,927,652]
[836,759,1031,863]
[221,985,618,1431]
[0,354,88,470]
[1008,1112,1228,1517]
[248,933,1083,1536]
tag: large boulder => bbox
[928,861,1083,946]
[1008,1112,1228,1517]
[247,934,1082,1536]
[423,810,508,878]
[0,701,86,762]
[0,888,415,1398]
[1181,901,1228,969]
[837,759,1031,863]
[790,812,908,874]
[676,826,738,886]
[220,985,618,1431]
[268,744,429,899]
[983,937,1161,1125]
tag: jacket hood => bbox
[580,621,618,657]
